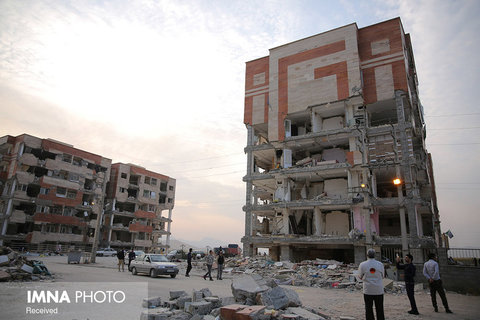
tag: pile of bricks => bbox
[0,246,51,281]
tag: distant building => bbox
[0,134,110,250]
[105,163,176,252]
[0,134,175,253]
[242,18,441,263]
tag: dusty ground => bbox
[1,255,479,320]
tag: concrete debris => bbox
[0,246,51,281]
[140,275,334,320]
[258,286,302,310]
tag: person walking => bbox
[358,248,385,320]
[217,250,224,280]
[396,253,419,315]
[117,248,125,272]
[203,250,214,281]
[423,253,452,313]
[127,249,136,271]
[185,248,193,277]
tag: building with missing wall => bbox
[242,17,442,264]
[0,134,175,253]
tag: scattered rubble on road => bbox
[0,246,52,281]
[140,274,331,320]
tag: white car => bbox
[130,254,179,278]
[96,248,117,257]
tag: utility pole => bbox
[90,170,109,263]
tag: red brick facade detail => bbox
[129,223,153,233]
[244,56,269,125]
[33,213,87,227]
[134,210,156,220]
[37,181,83,207]
[358,18,403,61]
[41,140,104,165]
[278,40,346,141]
[314,61,349,101]
[362,67,377,104]
[130,166,169,181]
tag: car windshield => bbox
[148,255,168,262]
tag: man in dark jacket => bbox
[217,250,224,280]
[127,249,136,271]
[117,248,125,272]
[396,253,419,315]
[185,248,192,277]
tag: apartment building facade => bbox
[105,163,176,253]
[0,134,111,249]
[0,134,176,252]
[242,18,442,264]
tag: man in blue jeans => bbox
[358,248,384,320]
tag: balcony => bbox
[33,213,87,227]
[29,231,84,244]
[134,239,153,247]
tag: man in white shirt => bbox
[423,253,452,313]
[358,248,385,320]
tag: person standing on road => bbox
[423,253,452,313]
[396,253,419,315]
[127,249,136,271]
[217,250,224,280]
[117,248,125,272]
[185,248,193,277]
[203,250,214,281]
[358,248,385,320]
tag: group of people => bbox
[358,249,452,319]
[116,248,136,272]
[185,248,224,281]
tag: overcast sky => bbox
[1,0,479,248]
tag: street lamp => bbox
[393,178,402,185]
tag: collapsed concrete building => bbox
[0,134,175,252]
[105,163,176,253]
[242,18,442,264]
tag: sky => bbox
[0,0,479,248]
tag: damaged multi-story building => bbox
[0,134,176,252]
[242,18,442,264]
[0,134,111,250]
[105,163,176,253]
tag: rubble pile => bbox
[0,246,51,281]
[140,275,331,320]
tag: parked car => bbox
[96,248,117,257]
[134,250,145,257]
[130,254,179,278]
[166,250,183,261]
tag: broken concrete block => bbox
[142,296,162,308]
[170,290,188,300]
[204,296,221,309]
[187,301,212,315]
[258,286,301,310]
[0,270,12,281]
[140,308,173,320]
[231,275,270,302]
[20,264,33,274]
[235,305,266,320]
[203,315,215,320]
[193,290,204,302]
[382,278,394,290]
[286,308,326,320]
[200,288,213,298]
[220,304,246,320]
[169,311,191,320]
[221,296,237,307]
[176,296,192,309]
[0,255,9,266]
[281,314,299,320]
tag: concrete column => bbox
[280,245,292,262]
[314,207,322,236]
[396,166,408,255]
[282,208,289,235]
[1,179,16,236]
[416,205,424,236]
[244,125,254,239]
[166,208,172,248]
[306,211,312,235]
[354,245,366,265]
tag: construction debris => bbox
[0,246,51,281]
[140,274,331,320]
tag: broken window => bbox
[16,184,28,192]
[84,179,94,191]
[36,205,49,213]
[160,182,167,192]
[167,198,172,203]
[68,173,79,182]
[26,184,41,197]
[127,188,138,199]
[144,176,151,185]
[73,156,82,166]
[168,185,174,191]
[40,187,49,195]
[56,187,67,197]
[148,204,155,212]
[67,190,77,199]
[46,224,57,233]
[51,205,63,214]
[119,187,126,193]
[63,207,75,216]
[143,190,150,197]
[129,175,140,185]
[158,195,166,204]
[121,173,127,179]
[151,178,157,185]
[62,153,72,163]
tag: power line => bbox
[176,170,244,179]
